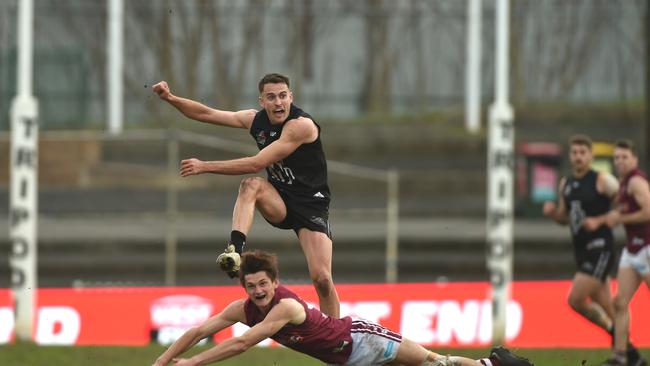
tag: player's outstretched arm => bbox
[179,117,317,177]
[175,299,303,366]
[152,81,256,129]
[152,300,245,366]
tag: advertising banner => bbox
[0,281,648,348]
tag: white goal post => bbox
[9,0,39,342]
[486,0,514,345]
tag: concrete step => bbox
[0,187,487,218]
[0,235,581,288]
[1,215,606,288]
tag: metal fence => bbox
[0,128,399,286]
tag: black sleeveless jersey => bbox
[562,169,613,249]
[249,104,330,197]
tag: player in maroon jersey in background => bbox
[600,140,650,366]
[152,251,534,366]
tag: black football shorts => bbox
[575,237,615,282]
[266,184,332,239]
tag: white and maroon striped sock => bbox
[479,358,496,366]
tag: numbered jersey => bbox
[249,104,330,197]
[244,285,352,364]
[562,169,613,250]
[618,168,650,253]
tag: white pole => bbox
[465,0,482,134]
[10,0,39,342]
[165,133,179,286]
[486,0,514,345]
[108,0,124,135]
[385,170,399,283]
[494,0,511,106]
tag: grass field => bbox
[1,344,649,366]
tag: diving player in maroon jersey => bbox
[153,74,339,317]
[152,250,534,366]
[600,140,649,366]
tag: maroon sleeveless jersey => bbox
[619,168,650,253]
[244,285,352,364]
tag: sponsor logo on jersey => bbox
[310,216,328,228]
[332,340,349,353]
[288,334,304,344]
[586,238,606,250]
[632,236,645,246]
[256,131,267,145]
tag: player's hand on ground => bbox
[582,217,601,232]
[542,201,556,216]
[180,158,205,177]
[152,81,172,101]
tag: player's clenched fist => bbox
[180,158,205,177]
[542,201,556,217]
[152,81,172,101]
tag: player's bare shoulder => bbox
[277,297,303,310]
[597,171,619,197]
[629,174,650,195]
[276,298,306,324]
[236,109,258,130]
[220,299,248,322]
[283,117,318,144]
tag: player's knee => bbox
[567,294,586,312]
[238,177,264,197]
[612,295,628,313]
[311,271,334,295]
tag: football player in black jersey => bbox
[153,74,340,318]
[542,135,620,342]
[543,136,644,366]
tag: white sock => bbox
[479,358,493,366]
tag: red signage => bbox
[0,281,648,347]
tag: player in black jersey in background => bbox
[152,73,340,318]
[543,135,643,366]
[542,135,620,341]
